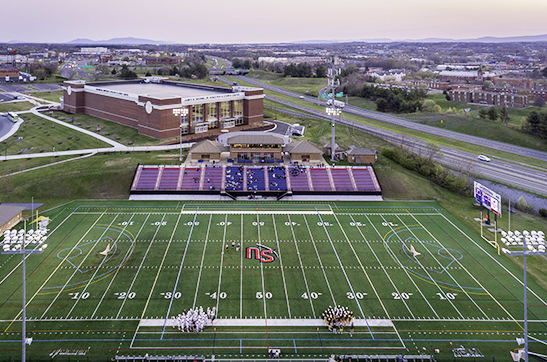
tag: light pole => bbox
[173,107,189,162]
[326,56,341,162]
[503,229,546,362]
[326,106,341,161]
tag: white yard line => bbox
[256,214,269,319]
[0,207,77,288]
[392,215,474,318]
[39,213,118,319]
[115,214,162,319]
[436,210,547,308]
[302,215,336,305]
[287,215,316,318]
[348,214,425,318]
[192,214,213,309]
[408,212,521,325]
[271,215,292,318]
[66,214,136,318]
[92,214,149,319]
[215,215,228,313]
[240,214,243,319]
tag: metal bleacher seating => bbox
[180,167,201,190]
[331,168,354,191]
[158,167,180,190]
[267,166,287,191]
[247,168,266,191]
[310,168,332,191]
[225,166,244,191]
[351,168,378,191]
[203,166,223,191]
[288,166,310,191]
[135,167,159,190]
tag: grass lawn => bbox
[347,96,377,111]
[29,90,63,103]
[0,113,110,155]
[247,70,285,81]
[269,77,327,97]
[46,111,164,146]
[0,101,35,112]
[0,154,78,177]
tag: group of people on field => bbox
[322,305,355,336]
[172,306,216,333]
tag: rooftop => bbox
[92,82,229,99]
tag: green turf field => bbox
[1,200,546,361]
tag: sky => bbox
[3,0,547,44]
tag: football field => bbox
[1,200,546,361]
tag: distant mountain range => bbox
[292,33,547,44]
[67,37,176,45]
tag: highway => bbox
[235,75,547,163]
[221,76,547,196]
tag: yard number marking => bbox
[347,292,367,300]
[206,292,226,300]
[436,292,457,300]
[349,222,364,227]
[69,292,89,300]
[152,221,167,226]
[302,292,322,300]
[161,292,181,299]
[392,292,413,300]
[115,292,135,300]
[256,291,272,299]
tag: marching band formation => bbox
[172,306,216,333]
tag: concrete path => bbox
[0,152,97,179]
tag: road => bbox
[221,77,547,196]
[235,75,547,163]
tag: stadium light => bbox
[325,56,342,162]
[504,228,546,362]
[173,107,189,162]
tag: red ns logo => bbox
[245,244,278,263]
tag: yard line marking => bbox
[215,214,228,314]
[256,213,269,351]
[240,214,243,319]
[316,209,373,340]
[271,215,292,318]
[302,215,336,305]
[161,207,200,339]
[409,212,521,326]
[65,214,135,318]
[0,206,79,288]
[327,212,405,347]
[394,215,475,318]
[115,214,162,320]
[92,214,150,319]
[39,212,118,320]
[350,214,426,319]
[66,214,136,319]
[434,209,547,308]
[129,213,171,348]
[192,214,213,309]
[287,215,316,318]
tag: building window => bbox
[195,124,208,134]
[193,104,204,124]
[234,100,243,118]
[220,101,231,119]
[222,120,235,128]
[207,103,218,122]
[235,118,244,125]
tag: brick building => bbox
[145,57,181,65]
[62,78,264,140]
[0,66,20,81]
[449,89,529,108]
[492,77,534,90]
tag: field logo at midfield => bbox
[245,244,278,263]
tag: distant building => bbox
[492,77,534,90]
[0,66,20,81]
[404,80,451,90]
[0,205,26,234]
[99,53,113,63]
[284,140,323,162]
[439,69,494,83]
[345,146,377,165]
[449,89,529,108]
[145,57,181,65]
[80,47,109,55]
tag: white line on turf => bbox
[271,214,292,319]
[392,215,475,318]
[215,214,228,314]
[435,210,547,308]
[287,214,316,318]
[40,213,119,319]
[302,215,336,305]
[256,214,269,321]
[92,214,150,319]
[66,214,136,319]
[115,214,161,319]
[408,212,519,325]
[240,213,243,319]
[192,214,213,309]
[0,207,78,288]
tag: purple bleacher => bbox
[268,166,287,191]
[351,168,377,191]
[180,167,202,190]
[310,168,332,191]
[331,168,355,191]
[225,166,244,191]
[135,167,159,190]
[289,166,310,191]
[203,166,223,191]
[247,168,266,191]
[158,167,180,190]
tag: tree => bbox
[376,98,389,112]
[443,89,450,101]
[478,108,488,119]
[524,110,547,139]
[500,107,511,126]
[542,67,547,78]
[316,65,327,78]
[487,107,498,122]
[232,58,242,69]
[424,141,443,161]
[145,71,152,77]
[482,80,494,90]
[534,96,546,108]
[119,65,137,79]
[111,68,117,75]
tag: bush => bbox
[540,208,547,217]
